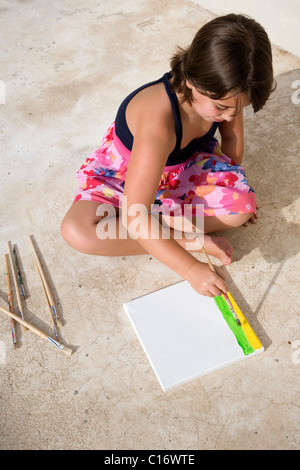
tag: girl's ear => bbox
[186,79,193,90]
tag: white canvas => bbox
[123,281,263,391]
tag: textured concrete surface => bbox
[0,1,300,450]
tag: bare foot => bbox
[203,234,233,265]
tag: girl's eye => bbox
[216,105,227,110]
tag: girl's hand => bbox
[185,260,228,298]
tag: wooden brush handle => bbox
[28,236,55,304]
[201,244,216,273]
[7,242,27,331]
[0,305,72,356]
[192,227,216,272]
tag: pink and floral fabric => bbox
[74,122,256,217]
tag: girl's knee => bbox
[60,213,92,253]
[60,210,114,255]
[234,212,254,227]
[222,212,254,228]
[204,212,254,232]
[61,214,78,249]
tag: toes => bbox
[203,235,234,265]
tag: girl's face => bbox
[186,80,250,123]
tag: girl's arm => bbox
[122,102,227,297]
[219,109,258,224]
[218,110,244,165]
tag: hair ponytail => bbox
[170,47,193,104]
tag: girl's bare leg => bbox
[61,201,148,256]
[161,212,254,265]
[61,200,253,264]
[202,212,254,265]
[203,213,254,233]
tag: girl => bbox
[61,14,275,297]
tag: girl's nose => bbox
[222,112,235,122]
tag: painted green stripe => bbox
[214,295,255,356]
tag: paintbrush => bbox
[7,241,28,331]
[28,235,63,328]
[192,226,241,326]
[5,254,17,348]
[12,245,25,298]
[34,258,58,337]
[0,304,72,356]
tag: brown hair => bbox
[170,14,276,112]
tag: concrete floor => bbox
[0,1,300,450]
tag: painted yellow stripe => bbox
[227,292,263,351]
